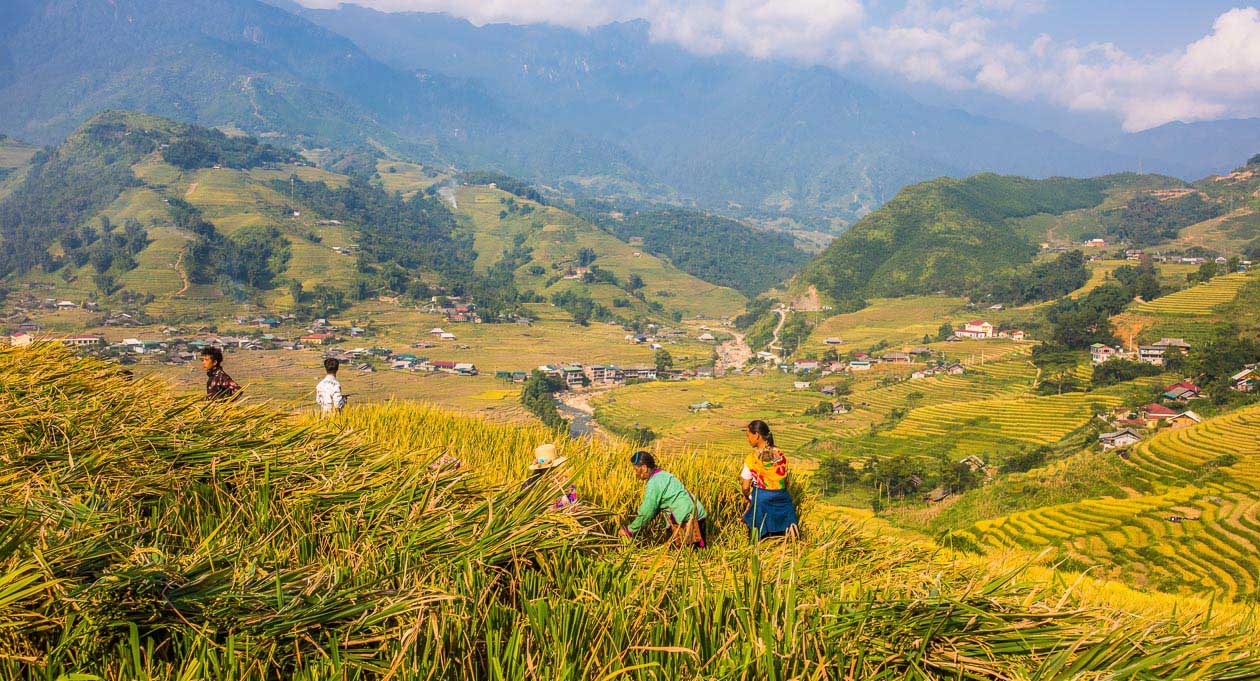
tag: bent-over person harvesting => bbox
[622,451,708,548]
[200,346,240,401]
[741,420,799,540]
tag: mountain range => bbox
[2,0,1259,231]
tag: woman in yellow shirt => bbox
[740,420,799,540]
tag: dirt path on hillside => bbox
[173,248,190,296]
[184,182,199,200]
[766,307,788,361]
[716,330,752,372]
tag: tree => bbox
[654,349,674,374]
[1195,260,1218,283]
[937,321,954,341]
[288,280,303,304]
[628,274,645,291]
[816,456,859,495]
[577,247,597,267]
[92,272,120,296]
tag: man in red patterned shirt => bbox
[200,346,241,401]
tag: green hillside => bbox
[579,206,811,297]
[798,174,1114,305]
[0,112,742,325]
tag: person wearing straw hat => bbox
[622,451,708,548]
[525,443,578,509]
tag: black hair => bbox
[200,346,223,365]
[630,451,656,469]
[324,357,340,374]
[747,420,775,447]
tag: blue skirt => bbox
[743,487,799,539]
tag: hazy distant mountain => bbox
[291,4,1140,228]
[7,0,1253,232]
[1101,119,1260,180]
[0,0,508,160]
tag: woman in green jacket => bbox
[621,451,708,548]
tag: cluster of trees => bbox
[816,451,983,507]
[1044,263,1162,349]
[597,208,809,297]
[975,251,1088,305]
[274,176,475,296]
[520,370,568,432]
[1105,192,1222,247]
[161,127,299,170]
[551,290,613,326]
[0,118,153,277]
[1091,359,1161,388]
[56,217,150,293]
[186,223,291,290]
[497,196,536,219]
[458,171,546,204]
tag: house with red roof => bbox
[1139,403,1178,426]
[1162,380,1202,402]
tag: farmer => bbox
[315,357,346,416]
[525,443,578,510]
[200,346,240,401]
[740,420,799,540]
[622,451,707,548]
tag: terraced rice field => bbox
[1123,405,1260,490]
[851,367,1032,415]
[886,392,1123,446]
[1132,272,1253,315]
[958,405,1260,599]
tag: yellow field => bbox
[885,391,1123,446]
[593,373,870,454]
[802,296,968,354]
[375,159,448,196]
[1132,272,1254,315]
[957,405,1260,599]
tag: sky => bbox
[296,1,1260,131]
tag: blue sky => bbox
[300,1,1260,130]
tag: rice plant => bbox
[2,343,1259,679]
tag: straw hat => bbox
[529,443,568,470]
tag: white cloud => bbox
[297,1,1260,130]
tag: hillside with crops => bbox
[5,342,1260,678]
[0,111,744,325]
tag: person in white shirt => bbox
[315,357,346,415]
